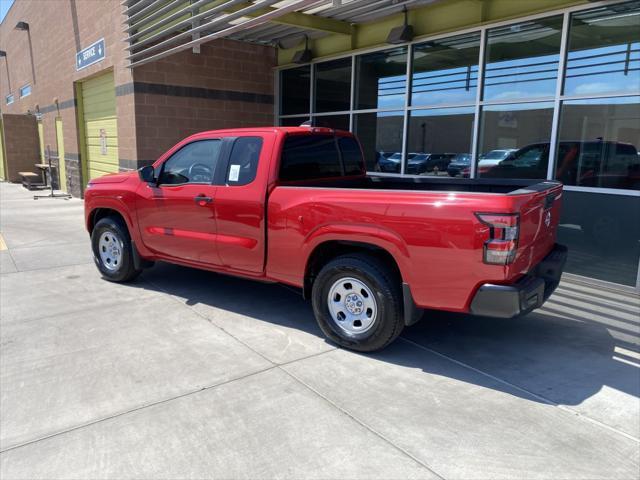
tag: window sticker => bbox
[229,164,240,182]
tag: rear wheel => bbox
[312,254,404,352]
[91,217,141,282]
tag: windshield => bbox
[497,144,548,169]
[482,150,512,160]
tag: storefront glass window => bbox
[478,102,554,178]
[355,47,407,110]
[315,58,352,113]
[406,107,475,176]
[558,190,640,287]
[564,2,640,97]
[354,111,404,172]
[279,116,310,127]
[411,32,480,107]
[275,3,640,288]
[280,66,310,115]
[555,96,640,191]
[313,115,350,130]
[484,16,563,102]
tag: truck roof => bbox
[189,126,352,136]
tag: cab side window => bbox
[226,137,263,186]
[159,140,221,185]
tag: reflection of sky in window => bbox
[376,75,406,109]
[565,43,640,96]
[411,65,478,106]
[483,101,555,112]
[411,106,475,117]
[484,53,559,101]
[410,33,480,107]
[563,95,640,106]
[376,110,404,118]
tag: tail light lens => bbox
[475,213,520,265]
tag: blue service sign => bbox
[76,39,105,71]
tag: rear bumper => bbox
[469,243,568,318]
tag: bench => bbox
[19,171,45,190]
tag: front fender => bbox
[85,194,143,249]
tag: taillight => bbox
[475,213,520,265]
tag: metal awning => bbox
[123,0,439,67]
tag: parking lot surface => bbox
[1,181,639,479]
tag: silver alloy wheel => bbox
[98,230,123,272]
[327,277,378,335]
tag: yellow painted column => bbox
[55,118,67,192]
[37,120,45,163]
[0,117,6,181]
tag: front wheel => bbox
[91,217,141,282]
[311,254,404,352]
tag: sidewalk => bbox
[1,181,638,479]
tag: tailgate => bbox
[508,181,564,278]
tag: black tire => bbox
[311,254,404,352]
[91,216,141,282]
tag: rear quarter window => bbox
[226,137,263,186]
[280,135,342,181]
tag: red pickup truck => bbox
[85,127,567,351]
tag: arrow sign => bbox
[76,39,105,71]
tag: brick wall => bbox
[1,2,277,192]
[1,114,39,183]
[0,0,134,193]
[133,40,276,163]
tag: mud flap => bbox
[403,283,423,326]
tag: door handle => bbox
[194,195,213,206]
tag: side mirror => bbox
[138,165,156,184]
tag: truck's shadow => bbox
[134,261,639,424]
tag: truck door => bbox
[136,139,222,265]
[213,135,270,274]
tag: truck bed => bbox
[284,174,556,195]
[267,176,563,312]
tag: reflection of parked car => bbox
[447,153,471,177]
[482,145,548,178]
[555,141,640,190]
[483,141,640,189]
[377,152,403,172]
[407,153,456,175]
[406,153,430,174]
[477,149,517,175]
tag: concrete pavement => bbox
[1,181,638,479]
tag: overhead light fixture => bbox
[15,21,30,31]
[292,36,312,64]
[386,6,413,45]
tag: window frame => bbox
[19,84,31,98]
[221,136,264,187]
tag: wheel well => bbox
[304,241,402,299]
[88,208,126,234]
